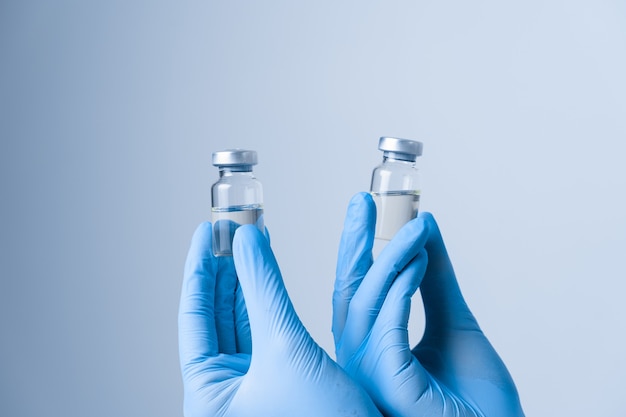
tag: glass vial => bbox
[211,149,264,257]
[370,137,423,241]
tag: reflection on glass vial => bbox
[370,137,423,241]
[211,149,264,257]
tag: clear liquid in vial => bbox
[371,191,420,241]
[211,204,264,256]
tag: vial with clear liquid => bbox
[211,149,264,257]
[370,137,422,241]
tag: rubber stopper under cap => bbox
[212,149,258,167]
[378,137,423,157]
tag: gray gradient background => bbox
[1,1,625,416]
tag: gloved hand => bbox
[179,222,383,417]
[333,193,525,417]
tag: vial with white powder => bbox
[370,137,422,241]
[211,149,264,256]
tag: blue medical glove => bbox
[179,222,382,417]
[333,193,525,417]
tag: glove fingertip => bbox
[184,222,216,273]
[417,211,434,223]
[345,192,375,227]
[190,221,213,248]
[232,224,281,295]
[232,224,267,258]
[417,212,440,239]
[350,191,374,206]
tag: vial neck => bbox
[219,166,253,177]
[383,154,416,165]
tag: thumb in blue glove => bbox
[179,222,382,417]
[333,193,525,417]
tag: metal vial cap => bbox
[378,137,423,162]
[212,149,258,167]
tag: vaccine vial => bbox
[211,149,264,257]
[370,137,423,241]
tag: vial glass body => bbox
[211,158,264,257]
[370,138,422,241]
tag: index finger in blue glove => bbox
[333,192,376,345]
[232,224,308,360]
[341,214,429,353]
[355,250,433,415]
[419,212,479,334]
[231,225,270,355]
[179,222,219,372]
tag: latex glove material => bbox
[179,222,382,417]
[333,193,525,417]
